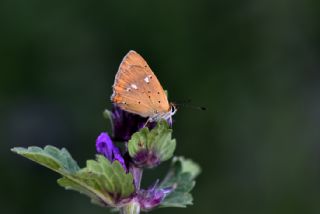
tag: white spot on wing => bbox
[144,76,150,83]
[131,84,138,89]
[126,87,131,91]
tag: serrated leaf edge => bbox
[11,146,134,207]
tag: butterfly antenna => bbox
[173,99,206,111]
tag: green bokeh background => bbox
[1,0,320,214]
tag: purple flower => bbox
[137,181,173,211]
[96,132,127,171]
[133,149,160,168]
[111,105,152,142]
[110,105,173,142]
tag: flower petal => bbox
[96,132,113,161]
[137,181,173,210]
[113,147,127,171]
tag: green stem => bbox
[129,164,143,190]
[120,200,140,214]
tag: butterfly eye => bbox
[171,105,176,113]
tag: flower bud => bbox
[137,181,173,211]
[96,132,127,171]
[104,105,173,142]
[128,120,176,168]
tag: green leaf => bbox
[103,109,115,136]
[12,146,135,207]
[58,155,134,206]
[11,146,80,174]
[128,120,176,162]
[177,157,201,180]
[159,156,201,208]
[103,109,113,127]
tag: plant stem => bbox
[120,200,140,214]
[121,165,142,214]
[129,164,143,190]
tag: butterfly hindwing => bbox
[111,51,170,118]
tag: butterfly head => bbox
[170,103,177,116]
[149,103,177,123]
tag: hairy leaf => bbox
[12,146,134,207]
[159,157,201,208]
[11,146,80,173]
[128,120,176,162]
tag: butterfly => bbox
[111,50,176,122]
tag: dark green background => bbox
[1,0,320,214]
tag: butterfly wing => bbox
[111,50,170,118]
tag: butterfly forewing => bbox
[111,51,170,118]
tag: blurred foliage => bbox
[1,0,320,214]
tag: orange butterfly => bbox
[111,50,176,122]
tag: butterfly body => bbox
[111,50,176,122]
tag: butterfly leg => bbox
[143,117,152,128]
